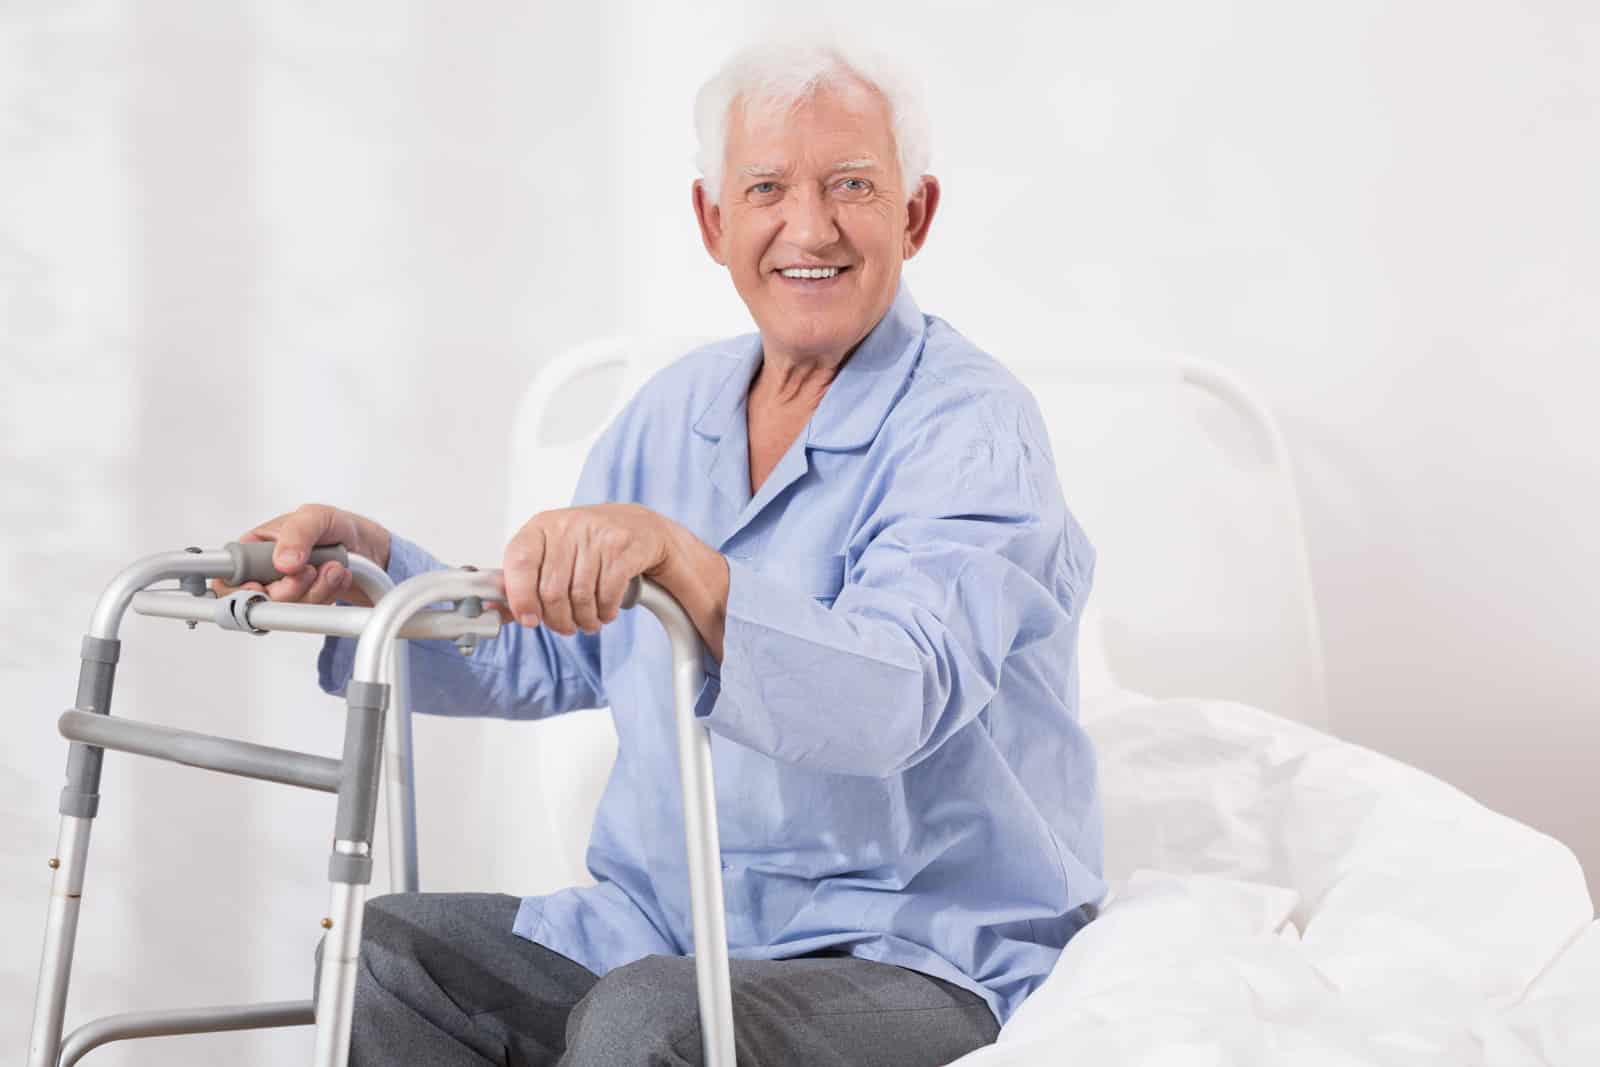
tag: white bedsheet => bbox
[951,690,1598,1066]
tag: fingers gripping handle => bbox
[223,542,349,586]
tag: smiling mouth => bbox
[774,265,852,284]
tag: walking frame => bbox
[25,542,737,1067]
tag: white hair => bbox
[693,35,932,205]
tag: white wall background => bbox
[2,1,1595,1062]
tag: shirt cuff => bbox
[691,560,733,718]
[316,532,444,697]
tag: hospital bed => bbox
[491,336,1599,1065]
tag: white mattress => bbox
[951,687,1598,1065]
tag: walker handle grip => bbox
[223,541,350,586]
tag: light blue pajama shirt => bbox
[319,281,1105,1025]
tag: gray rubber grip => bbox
[223,541,349,586]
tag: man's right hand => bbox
[210,503,392,609]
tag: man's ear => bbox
[901,175,941,260]
[692,180,727,266]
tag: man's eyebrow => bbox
[829,157,879,173]
[739,164,786,179]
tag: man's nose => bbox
[780,185,840,250]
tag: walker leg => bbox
[311,679,389,1067]
[28,636,120,1067]
[28,815,93,1067]
[311,882,368,1067]
[383,641,419,894]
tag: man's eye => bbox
[750,181,778,196]
[838,177,871,194]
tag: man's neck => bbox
[748,348,845,415]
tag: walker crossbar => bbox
[57,1000,314,1067]
[28,547,735,1067]
[57,709,343,793]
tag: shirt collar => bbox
[691,280,927,453]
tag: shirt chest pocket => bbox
[773,552,847,604]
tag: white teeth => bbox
[780,267,841,279]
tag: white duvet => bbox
[952,688,1598,1066]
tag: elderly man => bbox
[231,37,1103,1067]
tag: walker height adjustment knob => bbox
[455,565,483,657]
[179,547,209,627]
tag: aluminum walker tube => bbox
[324,569,736,1067]
[632,577,736,1067]
[58,1001,315,1067]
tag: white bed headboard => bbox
[1003,357,1326,729]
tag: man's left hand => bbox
[498,503,674,635]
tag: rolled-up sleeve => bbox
[695,410,1089,777]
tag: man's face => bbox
[693,82,938,365]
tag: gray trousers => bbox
[314,892,998,1066]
